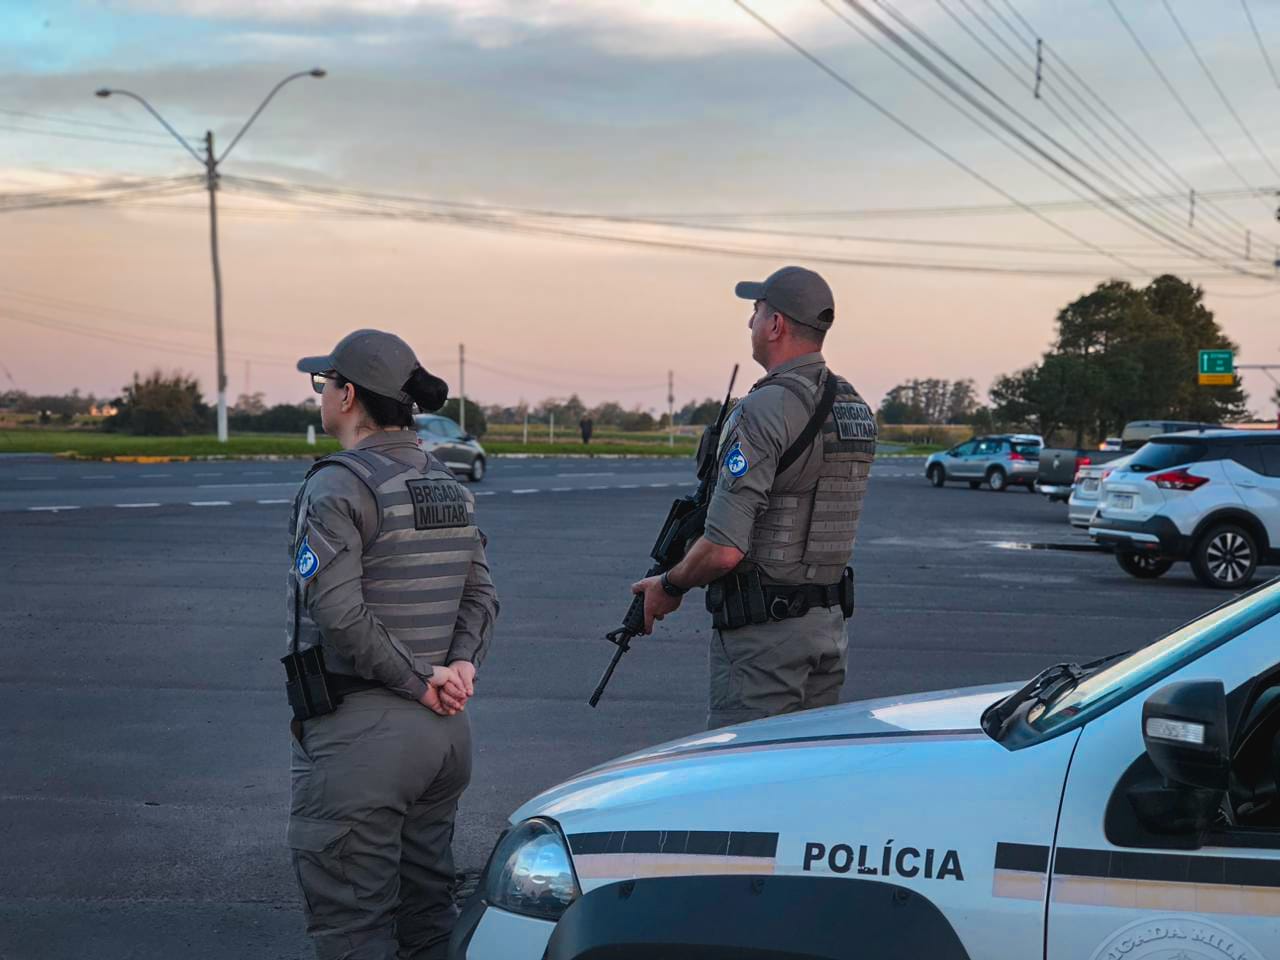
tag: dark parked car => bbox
[414,414,486,482]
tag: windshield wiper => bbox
[983,649,1132,739]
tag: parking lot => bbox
[0,453,1239,958]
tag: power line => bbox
[1241,0,1280,90]
[1106,0,1278,222]
[996,0,1269,246]
[729,0,1152,276]
[1161,0,1280,182]
[225,175,1266,281]
[0,105,199,140]
[943,0,1256,260]
[840,0,1272,279]
[0,121,195,151]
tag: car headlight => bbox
[485,818,581,921]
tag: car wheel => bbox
[1191,523,1257,589]
[987,468,1007,492]
[968,480,981,489]
[927,464,945,487]
[1116,551,1174,579]
[469,456,486,483]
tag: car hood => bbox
[512,682,1013,824]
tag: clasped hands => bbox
[419,660,476,716]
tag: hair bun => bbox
[404,366,448,412]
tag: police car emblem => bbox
[295,536,319,580]
[724,442,749,478]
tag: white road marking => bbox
[474,491,495,496]
[618,484,639,489]
[587,485,608,490]
[512,488,539,494]
[648,483,670,488]
[551,486,572,492]
[256,498,292,505]
[195,472,222,477]
[190,500,231,507]
[81,474,114,480]
[28,505,78,512]
[116,502,160,509]
[198,482,298,489]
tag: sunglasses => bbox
[310,371,340,395]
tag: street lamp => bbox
[95,69,326,442]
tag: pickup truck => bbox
[1036,420,1221,502]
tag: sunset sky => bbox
[4,0,1280,415]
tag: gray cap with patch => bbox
[297,328,419,403]
[734,265,835,331]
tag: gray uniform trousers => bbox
[289,688,471,960]
[707,605,849,730]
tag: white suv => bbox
[1089,430,1280,588]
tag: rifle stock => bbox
[588,365,738,707]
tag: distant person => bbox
[630,267,876,728]
[286,329,498,959]
[580,416,593,445]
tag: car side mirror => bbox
[1141,680,1229,791]
[462,433,476,442]
[1125,681,1229,836]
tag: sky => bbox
[3,0,1280,415]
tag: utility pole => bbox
[458,343,466,434]
[95,69,325,443]
[205,131,228,442]
[668,370,675,447]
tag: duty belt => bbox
[707,567,855,630]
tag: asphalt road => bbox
[0,454,1238,958]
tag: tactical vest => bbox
[748,367,876,584]
[288,446,479,678]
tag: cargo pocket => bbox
[288,815,355,919]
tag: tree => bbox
[876,378,978,424]
[438,398,487,437]
[233,391,267,415]
[105,370,213,435]
[989,275,1248,443]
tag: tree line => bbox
[877,275,1249,445]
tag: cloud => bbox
[112,0,837,57]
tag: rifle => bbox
[589,364,739,707]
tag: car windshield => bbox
[1125,440,1207,473]
[1026,579,1280,736]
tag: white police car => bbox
[450,579,1280,960]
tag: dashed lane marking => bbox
[551,487,572,492]
[116,502,160,509]
[81,474,115,480]
[256,498,292,505]
[27,505,78,512]
[190,500,232,507]
[512,488,539,494]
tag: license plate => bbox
[1082,479,1099,492]
[1110,493,1134,510]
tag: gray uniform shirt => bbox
[703,353,832,583]
[290,430,499,703]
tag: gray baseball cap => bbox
[734,265,835,331]
[297,329,419,403]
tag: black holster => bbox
[708,566,855,630]
[281,646,342,722]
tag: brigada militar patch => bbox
[405,478,470,530]
[832,401,877,441]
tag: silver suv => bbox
[414,414,487,482]
[925,434,1041,492]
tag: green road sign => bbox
[1199,349,1234,375]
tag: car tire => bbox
[1191,523,1258,589]
[469,456,485,483]
[927,464,945,487]
[1116,551,1173,579]
[987,468,1007,492]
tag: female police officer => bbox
[286,329,498,960]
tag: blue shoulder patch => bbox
[724,441,749,478]
[295,536,320,580]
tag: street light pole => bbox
[205,130,228,442]
[95,70,325,443]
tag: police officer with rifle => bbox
[593,267,876,729]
